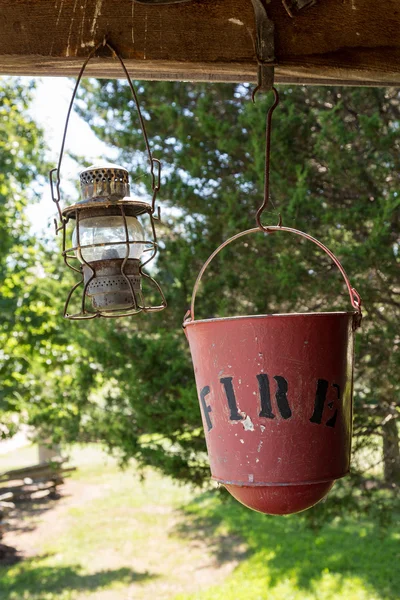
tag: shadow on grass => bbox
[175,494,250,566]
[6,493,68,535]
[0,559,155,599]
[175,490,400,600]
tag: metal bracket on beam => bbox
[250,0,275,95]
[132,0,275,93]
[132,0,316,93]
[282,0,318,18]
[133,0,276,94]
[133,0,192,3]
[133,0,318,11]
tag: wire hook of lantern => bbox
[49,38,161,225]
[48,38,167,319]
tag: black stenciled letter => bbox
[257,374,275,419]
[326,384,339,428]
[273,376,292,419]
[199,386,213,431]
[310,379,329,424]
[220,377,244,421]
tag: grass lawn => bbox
[175,492,399,600]
[0,445,398,600]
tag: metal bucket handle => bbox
[183,226,362,329]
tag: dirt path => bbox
[4,478,111,558]
[2,469,243,600]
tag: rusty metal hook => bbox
[255,87,281,231]
[249,0,275,99]
[251,65,275,103]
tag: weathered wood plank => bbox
[0,461,66,481]
[0,0,399,84]
[0,480,63,500]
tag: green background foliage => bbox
[0,80,399,517]
[0,79,48,438]
[75,82,400,496]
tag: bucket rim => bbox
[183,310,358,327]
[213,470,349,487]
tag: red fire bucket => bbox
[183,227,362,515]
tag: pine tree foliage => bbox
[0,80,398,517]
[74,82,399,495]
[0,79,48,439]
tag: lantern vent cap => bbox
[80,163,130,202]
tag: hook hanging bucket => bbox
[183,227,362,515]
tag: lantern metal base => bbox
[82,258,142,312]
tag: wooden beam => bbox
[0,0,399,85]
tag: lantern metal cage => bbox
[60,165,166,319]
[50,40,167,319]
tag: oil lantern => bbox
[50,41,166,319]
[58,163,166,319]
[183,87,362,516]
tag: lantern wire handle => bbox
[253,86,281,231]
[50,38,161,220]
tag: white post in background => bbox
[38,443,61,463]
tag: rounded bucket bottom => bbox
[225,480,335,515]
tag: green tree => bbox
[2,79,398,517]
[0,78,105,451]
[69,81,399,497]
[0,78,49,438]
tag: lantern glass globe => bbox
[72,214,146,263]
